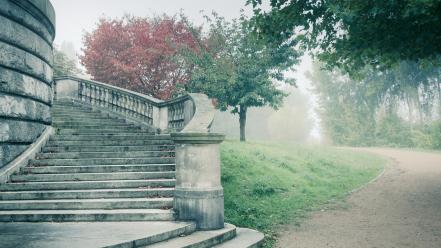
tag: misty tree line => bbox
[308,61,441,149]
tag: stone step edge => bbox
[147,223,237,248]
[214,228,265,248]
[0,209,176,222]
[10,171,176,182]
[105,222,197,248]
[0,197,173,204]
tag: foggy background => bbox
[51,0,320,142]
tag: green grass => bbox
[221,140,386,247]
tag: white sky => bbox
[51,0,320,140]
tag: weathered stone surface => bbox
[26,0,56,29]
[172,133,225,230]
[0,222,195,248]
[0,120,46,143]
[0,15,53,64]
[0,42,52,84]
[182,93,215,133]
[0,0,55,43]
[0,94,51,123]
[0,67,52,104]
[0,1,54,168]
[0,145,28,167]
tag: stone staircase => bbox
[0,101,176,221]
[0,100,264,247]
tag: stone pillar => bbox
[171,132,225,230]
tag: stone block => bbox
[0,120,46,143]
[0,145,28,168]
[0,1,54,43]
[0,42,52,85]
[0,67,52,104]
[0,15,53,64]
[0,94,51,123]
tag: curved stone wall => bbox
[0,0,55,167]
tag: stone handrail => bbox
[53,76,206,133]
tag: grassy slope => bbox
[221,140,386,247]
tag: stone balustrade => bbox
[54,76,225,230]
[54,76,194,133]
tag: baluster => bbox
[125,96,130,116]
[81,82,85,102]
[143,102,149,122]
[136,100,141,119]
[123,95,128,115]
[101,88,105,107]
[99,87,104,107]
[129,97,133,116]
[90,85,95,105]
[88,85,92,104]
[104,89,109,108]
[118,93,123,113]
[97,87,101,106]
[148,104,153,125]
[114,92,119,112]
[142,102,147,121]
[87,84,91,103]
[77,82,81,101]
[115,93,120,113]
[83,84,87,102]
[93,86,98,106]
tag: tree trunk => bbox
[239,106,247,142]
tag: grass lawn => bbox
[221,140,386,247]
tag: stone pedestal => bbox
[171,132,225,230]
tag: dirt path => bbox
[276,148,441,248]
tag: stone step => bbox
[10,171,175,182]
[51,113,106,119]
[53,118,125,123]
[36,151,174,159]
[47,139,174,146]
[51,105,93,110]
[52,117,126,125]
[23,164,175,174]
[42,145,175,153]
[50,134,171,141]
[53,115,112,121]
[214,228,264,248]
[0,209,175,222]
[51,109,98,114]
[52,109,108,114]
[107,222,197,248]
[0,188,174,200]
[53,124,141,129]
[54,126,144,132]
[57,129,154,135]
[145,224,236,248]
[30,157,175,166]
[0,198,173,210]
[53,119,127,125]
[0,179,175,191]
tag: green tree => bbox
[307,62,377,146]
[249,0,441,74]
[309,60,441,148]
[53,48,81,77]
[182,14,301,141]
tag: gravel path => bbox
[276,148,441,248]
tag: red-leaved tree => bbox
[81,16,199,99]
